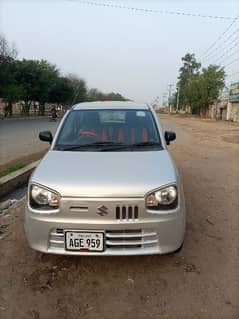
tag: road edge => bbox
[0,161,39,198]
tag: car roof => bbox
[72,101,149,110]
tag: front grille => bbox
[116,205,139,221]
[106,229,158,249]
[48,228,159,253]
[49,228,64,250]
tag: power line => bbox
[223,56,239,68]
[69,0,234,20]
[200,13,239,58]
[168,84,174,113]
[213,42,239,64]
[217,49,239,66]
[203,27,239,59]
[202,27,239,62]
[226,71,239,78]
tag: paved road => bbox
[0,115,238,319]
[0,115,187,169]
[0,118,59,167]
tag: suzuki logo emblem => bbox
[97,205,108,216]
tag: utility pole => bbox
[176,86,180,113]
[162,93,167,108]
[168,84,173,113]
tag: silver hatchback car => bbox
[25,101,186,255]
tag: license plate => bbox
[65,231,104,252]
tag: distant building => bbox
[208,83,239,122]
[227,82,239,122]
[209,88,229,120]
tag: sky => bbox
[0,0,239,103]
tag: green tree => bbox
[187,65,225,115]
[37,61,60,115]
[87,88,101,101]
[1,82,25,117]
[104,92,127,101]
[177,53,201,109]
[0,33,17,63]
[0,34,128,116]
[49,77,73,106]
[15,59,59,114]
[87,88,127,102]
[0,34,21,116]
[68,75,87,105]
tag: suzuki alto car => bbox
[25,101,186,255]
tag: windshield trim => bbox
[55,141,163,152]
[53,108,162,152]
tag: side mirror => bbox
[39,131,53,144]
[164,131,176,145]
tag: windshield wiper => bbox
[58,141,161,151]
[131,141,161,147]
[58,142,125,151]
[101,141,162,151]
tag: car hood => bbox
[31,150,177,197]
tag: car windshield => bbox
[54,109,162,151]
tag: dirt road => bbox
[0,115,239,319]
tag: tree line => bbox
[172,53,226,115]
[0,34,127,117]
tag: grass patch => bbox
[0,163,26,177]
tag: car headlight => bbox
[29,184,60,210]
[146,185,178,210]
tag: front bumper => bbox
[24,196,186,256]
